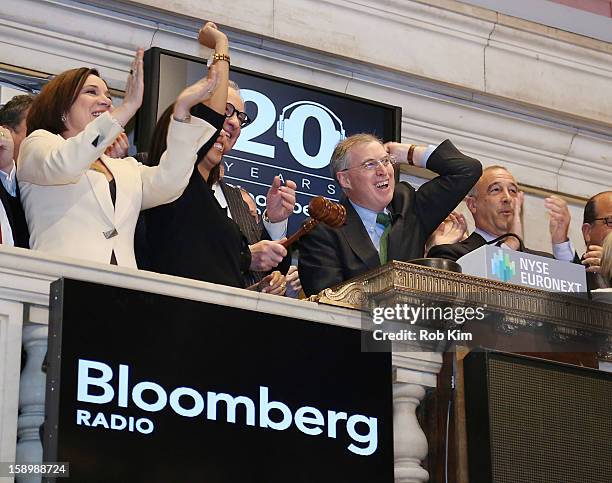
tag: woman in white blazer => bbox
[17,42,226,268]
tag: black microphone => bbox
[485,233,524,252]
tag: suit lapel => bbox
[340,198,380,271]
[465,232,486,250]
[85,168,115,228]
[387,192,410,261]
[103,157,132,228]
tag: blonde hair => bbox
[601,232,612,283]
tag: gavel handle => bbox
[281,218,320,249]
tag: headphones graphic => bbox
[276,100,346,169]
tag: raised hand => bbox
[384,141,426,167]
[111,49,145,127]
[426,211,468,253]
[505,190,524,250]
[0,126,14,173]
[198,21,228,49]
[173,66,220,121]
[544,195,570,244]
[265,176,297,223]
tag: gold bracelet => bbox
[407,144,416,165]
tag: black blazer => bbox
[145,171,250,288]
[1,182,29,248]
[298,140,482,296]
[428,232,555,262]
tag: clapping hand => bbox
[104,133,130,158]
[265,176,297,223]
[544,195,570,244]
[173,66,220,122]
[111,49,144,127]
[582,245,603,273]
[426,212,468,253]
[505,191,524,250]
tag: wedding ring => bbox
[0,131,4,137]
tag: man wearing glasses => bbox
[213,82,295,247]
[428,166,579,263]
[211,81,296,292]
[298,134,482,296]
[582,191,612,289]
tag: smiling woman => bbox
[16,47,225,267]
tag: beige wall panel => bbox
[485,24,612,125]
[272,0,489,91]
[134,0,275,36]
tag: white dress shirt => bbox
[0,161,17,246]
[474,227,575,261]
[212,181,287,240]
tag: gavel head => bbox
[308,196,346,227]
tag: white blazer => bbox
[18,112,216,267]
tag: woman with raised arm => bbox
[144,23,288,288]
[17,47,223,267]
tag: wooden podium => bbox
[310,261,612,483]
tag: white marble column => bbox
[15,321,48,483]
[0,300,24,466]
[392,352,443,483]
[393,383,429,483]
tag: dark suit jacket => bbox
[220,181,291,286]
[1,181,29,248]
[145,171,250,288]
[427,232,554,261]
[298,140,482,296]
[142,106,250,288]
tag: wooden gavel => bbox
[281,196,346,249]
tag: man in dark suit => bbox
[428,165,577,262]
[214,171,294,289]
[298,134,482,296]
[0,119,29,248]
[580,191,612,289]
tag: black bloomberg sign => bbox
[45,279,393,482]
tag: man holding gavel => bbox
[298,134,482,296]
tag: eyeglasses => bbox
[225,103,251,128]
[593,216,612,227]
[341,155,396,172]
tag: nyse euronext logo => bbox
[491,250,516,282]
[75,359,378,456]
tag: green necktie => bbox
[376,212,392,265]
